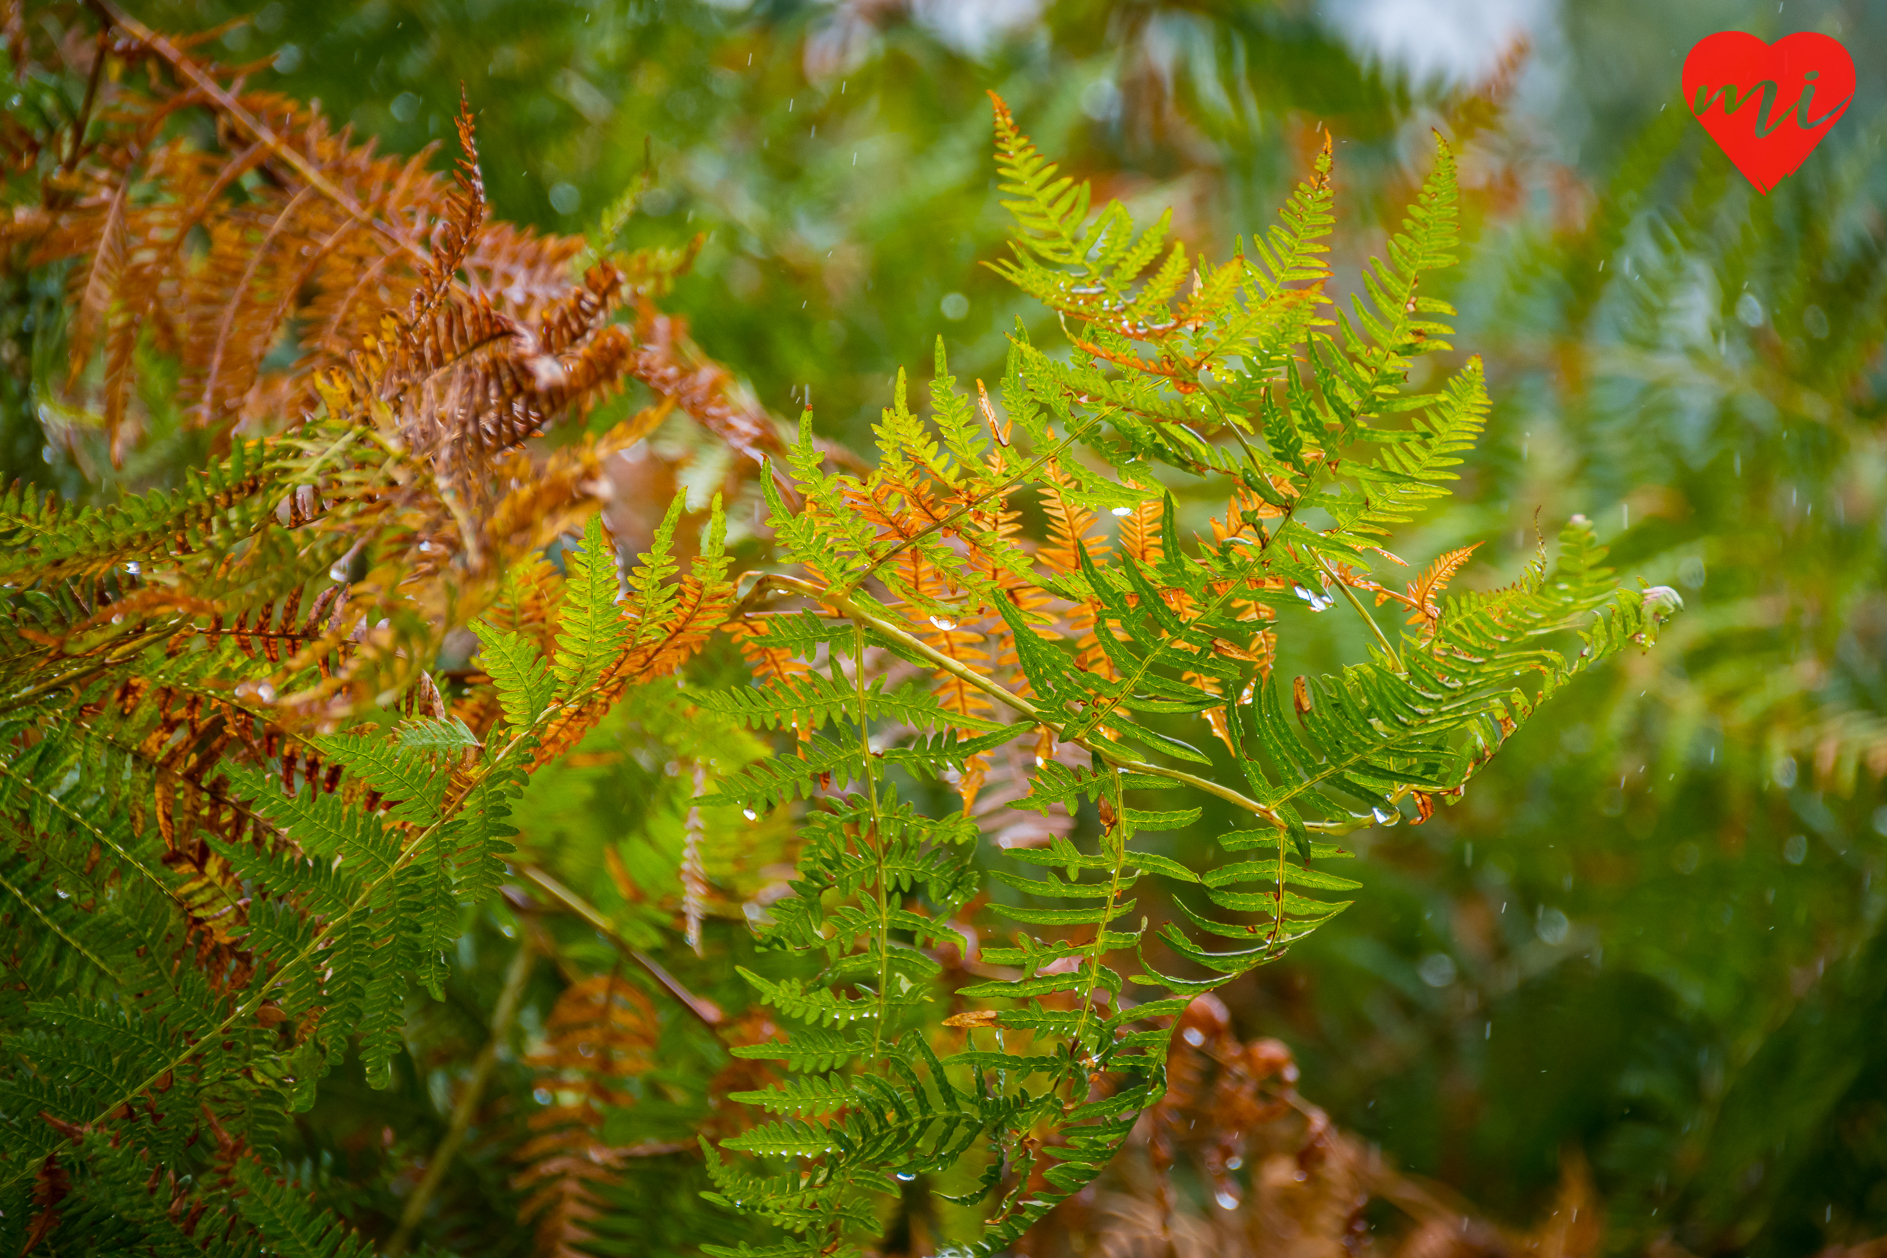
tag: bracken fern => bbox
[692,97,1678,1256]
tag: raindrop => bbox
[743,808,758,821]
[329,562,349,582]
[1110,506,1133,517]
[1182,1027,1205,1047]
[124,561,141,576]
[1371,806,1398,826]
[1215,1190,1240,1211]
[1225,1155,1243,1170]
[894,1172,917,1182]
[255,683,277,703]
[929,616,957,632]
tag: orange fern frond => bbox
[1117,498,1163,567]
[1402,542,1481,628]
[514,974,665,1258]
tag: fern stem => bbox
[1321,558,1405,672]
[750,574,1319,829]
[0,757,196,914]
[849,619,892,1061]
[518,864,723,1028]
[1068,768,1129,1058]
[0,866,119,985]
[384,937,535,1258]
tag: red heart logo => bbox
[1682,31,1854,193]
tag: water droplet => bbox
[1226,1155,1243,1170]
[743,808,758,821]
[123,561,140,575]
[1293,584,1333,611]
[255,683,277,703]
[328,563,349,582]
[1215,1190,1240,1211]
[1110,506,1133,517]
[894,1172,917,1182]
[929,616,957,631]
[1372,806,1399,826]
[1182,1027,1205,1047]
[418,540,432,553]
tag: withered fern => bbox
[0,6,746,1252]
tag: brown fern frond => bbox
[626,304,784,469]
[24,7,774,496]
[404,90,487,340]
[513,973,665,1258]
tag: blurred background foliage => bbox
[6,0,1887,1254]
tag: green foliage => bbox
[688,101,1669,1256]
